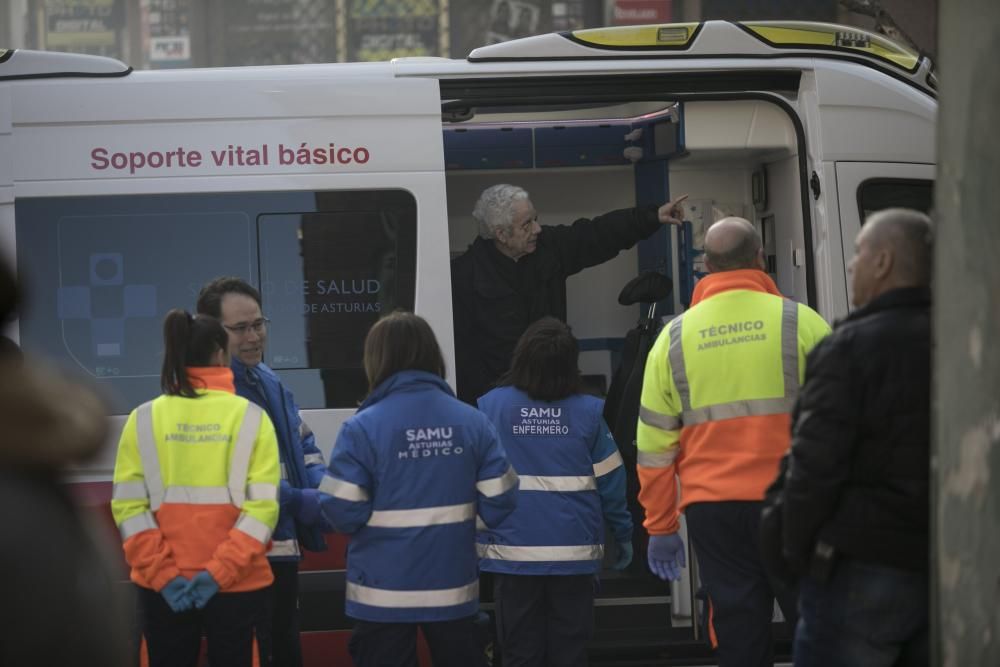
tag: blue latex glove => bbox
[280,480,302,515]
[161,576,193,613]
[612,541,633,571]
[184,570,220,609]
[648,533,687,582]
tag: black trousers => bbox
[493,574,595,667]
[685,501,798,667]
[138,585,272,667]
[269,560,303,667]
[349,616,488,667]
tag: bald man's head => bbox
[704,217,764,273]
[850,208,932,307]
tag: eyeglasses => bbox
[223,317,270,337]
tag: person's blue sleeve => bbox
[317,421,374,534]
[474,419,518,529]
[592,418,633,544]
[284,385,327,489]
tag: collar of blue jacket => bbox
[360,370,455,411]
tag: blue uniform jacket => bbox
[319,370,518,623]
[233,357,328,558]
[477,387,632,575]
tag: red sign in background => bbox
[613,0,672,25]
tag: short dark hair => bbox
[196,277,262,319]
[500,317,581,402]
[363,311,446,392]
[161,309,229,398]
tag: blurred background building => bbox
[1,0,937,68]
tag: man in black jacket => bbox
[451,184,686,404]
[777,208,932,666]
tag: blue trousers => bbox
[685,501,798,667]
[794,559,929,667]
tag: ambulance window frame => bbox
[856,178,934,222]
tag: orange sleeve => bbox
[205,529,270,590]
[638,465,680,535]
[123,531,181,591]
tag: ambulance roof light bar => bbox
[469,19,924,75]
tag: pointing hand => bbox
[658,194,689,226]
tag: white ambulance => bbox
[0,20,936,662]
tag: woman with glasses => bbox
[476,317,633,667]
[319,311,518,667]
[110,309,280,667]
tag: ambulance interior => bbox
[441,97,803,651]
[443,98,805,397]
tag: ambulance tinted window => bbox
[15,190,416,413]
[858,179,933,221]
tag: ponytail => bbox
[160,309,229,397]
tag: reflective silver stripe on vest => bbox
[668,317,691,413]
[593,450,624,478]
[367,502,476,528]
[670,300,801,427]
[518,475,596,492]
[163,486,232,504]
[477,466,518,497]
[119,510,158,540]
[683,396,796,426]
[112,481,148,501]
[319,475,370,502]
[280,463,288,480]
[637,449,679,468]
[476,515,487,531]
[477,543,604,562]
[639,405,682,432]
[235,512,272,544]
[303,453,324,466]
[268,538,301,558]
[228,403,264,508]
[346,580,479,609]
[136,401,165,510]
[781,299,800,396]
[247,483,278,502]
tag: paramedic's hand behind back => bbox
[657,194,689,226]
[186,570,221,609]
[648,533,686,581]
[161,576,193,613]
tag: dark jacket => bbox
[778,286,931,575]
[451,205,662,404]
[233,357,329,557]
[0,359,130,667]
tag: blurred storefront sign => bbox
[143,0,191,68]
[612,0,672,25]
[43,0,117,50]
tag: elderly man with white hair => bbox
[451,183,687,405]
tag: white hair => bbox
[472,184,530,240]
